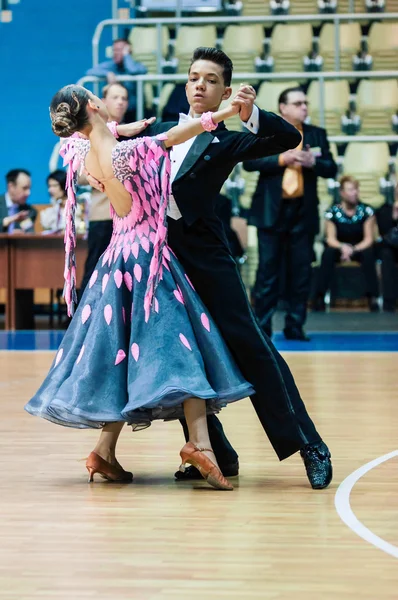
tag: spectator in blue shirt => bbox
[86,39,147,118]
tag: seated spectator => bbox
[40,170,84,234]
[0,169,36,233]
[313,175,379,312]
[376,188,398,312]
[86,39,147,120]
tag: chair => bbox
[128,26,169,74]
[222,24,265,73]
[256,80,300,113]
[343,142,391,207]
[318,22,362,71]
[241,0,269,14]
[368,22,398,70]
[270,23,314,72]
[307,80,350,135]
[356,79,398,135]
[289,0,319,13]
[174,26,217,73]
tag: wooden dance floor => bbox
[0,350,397,599]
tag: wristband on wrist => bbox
[200,111,218,132]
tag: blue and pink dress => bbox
[25,134,254,429]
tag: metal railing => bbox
[77,70,398,138]
[92,13,398,74]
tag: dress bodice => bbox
[60,135,170,320]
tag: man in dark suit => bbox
[0,169,36,233]
[244,87,337,341]
[0,169,37,329]
[88,49,332,489]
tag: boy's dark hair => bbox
[189,47,233,86]
[6,169,31,185]
[278,86,306,107]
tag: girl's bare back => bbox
[85,137,133,218]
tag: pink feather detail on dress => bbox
[148,215,157,230]
[122,245,130,263]
[115,349,126,365]
[89,270,98,288]
[162,246,170,261]
[154,297,159,313]
[174,289,184,304]
[141,221,150,237]
[104,304,112,325]
[185,274,196,290]
[102,251,110,266]
[201,313,211,332]
[54,348,63,367]
[102,273,109,293]
[131,242,139,259]
[162,256,171,271]
[76,345,85,365]
[134,264,142,282]
[141,236,150,253]
[81,304,91,324]
[131,343,140,362]
[114,245,122,262]
[114,269,123,288]
[143,199,152,217]
[179,334,192,351]
[124,271,133,291]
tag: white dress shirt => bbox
[166,106,260,220]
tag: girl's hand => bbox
[117,116,156,138]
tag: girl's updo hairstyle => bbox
[50,85,90,137]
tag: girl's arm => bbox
[163,104,239,149]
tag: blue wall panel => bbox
[0,1,112,204]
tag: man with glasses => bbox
[244,86,337,341]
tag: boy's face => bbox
[186,60,231,115]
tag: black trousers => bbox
[167,216,321,463]
[379,244,398,307]
[253,199,313,335]
[80,220,114,297]
[316,246,379,298]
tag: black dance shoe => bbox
[283,327,311,341]
[300,441,332,490]
[174,460,239,481]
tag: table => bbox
[1,234,87,330]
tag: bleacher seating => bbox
[356,79,398,134]
[174,25,217,72]
[318,22,362,71]
[367,22,398,70]
[256,80,300,113]
[270,23,314,72]
[307,79,350,134]
[128,26,169,73]
[343,142,391,206]
[222,24,265,72]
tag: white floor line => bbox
[335,450,398,559]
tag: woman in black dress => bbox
[313,175,379,311]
